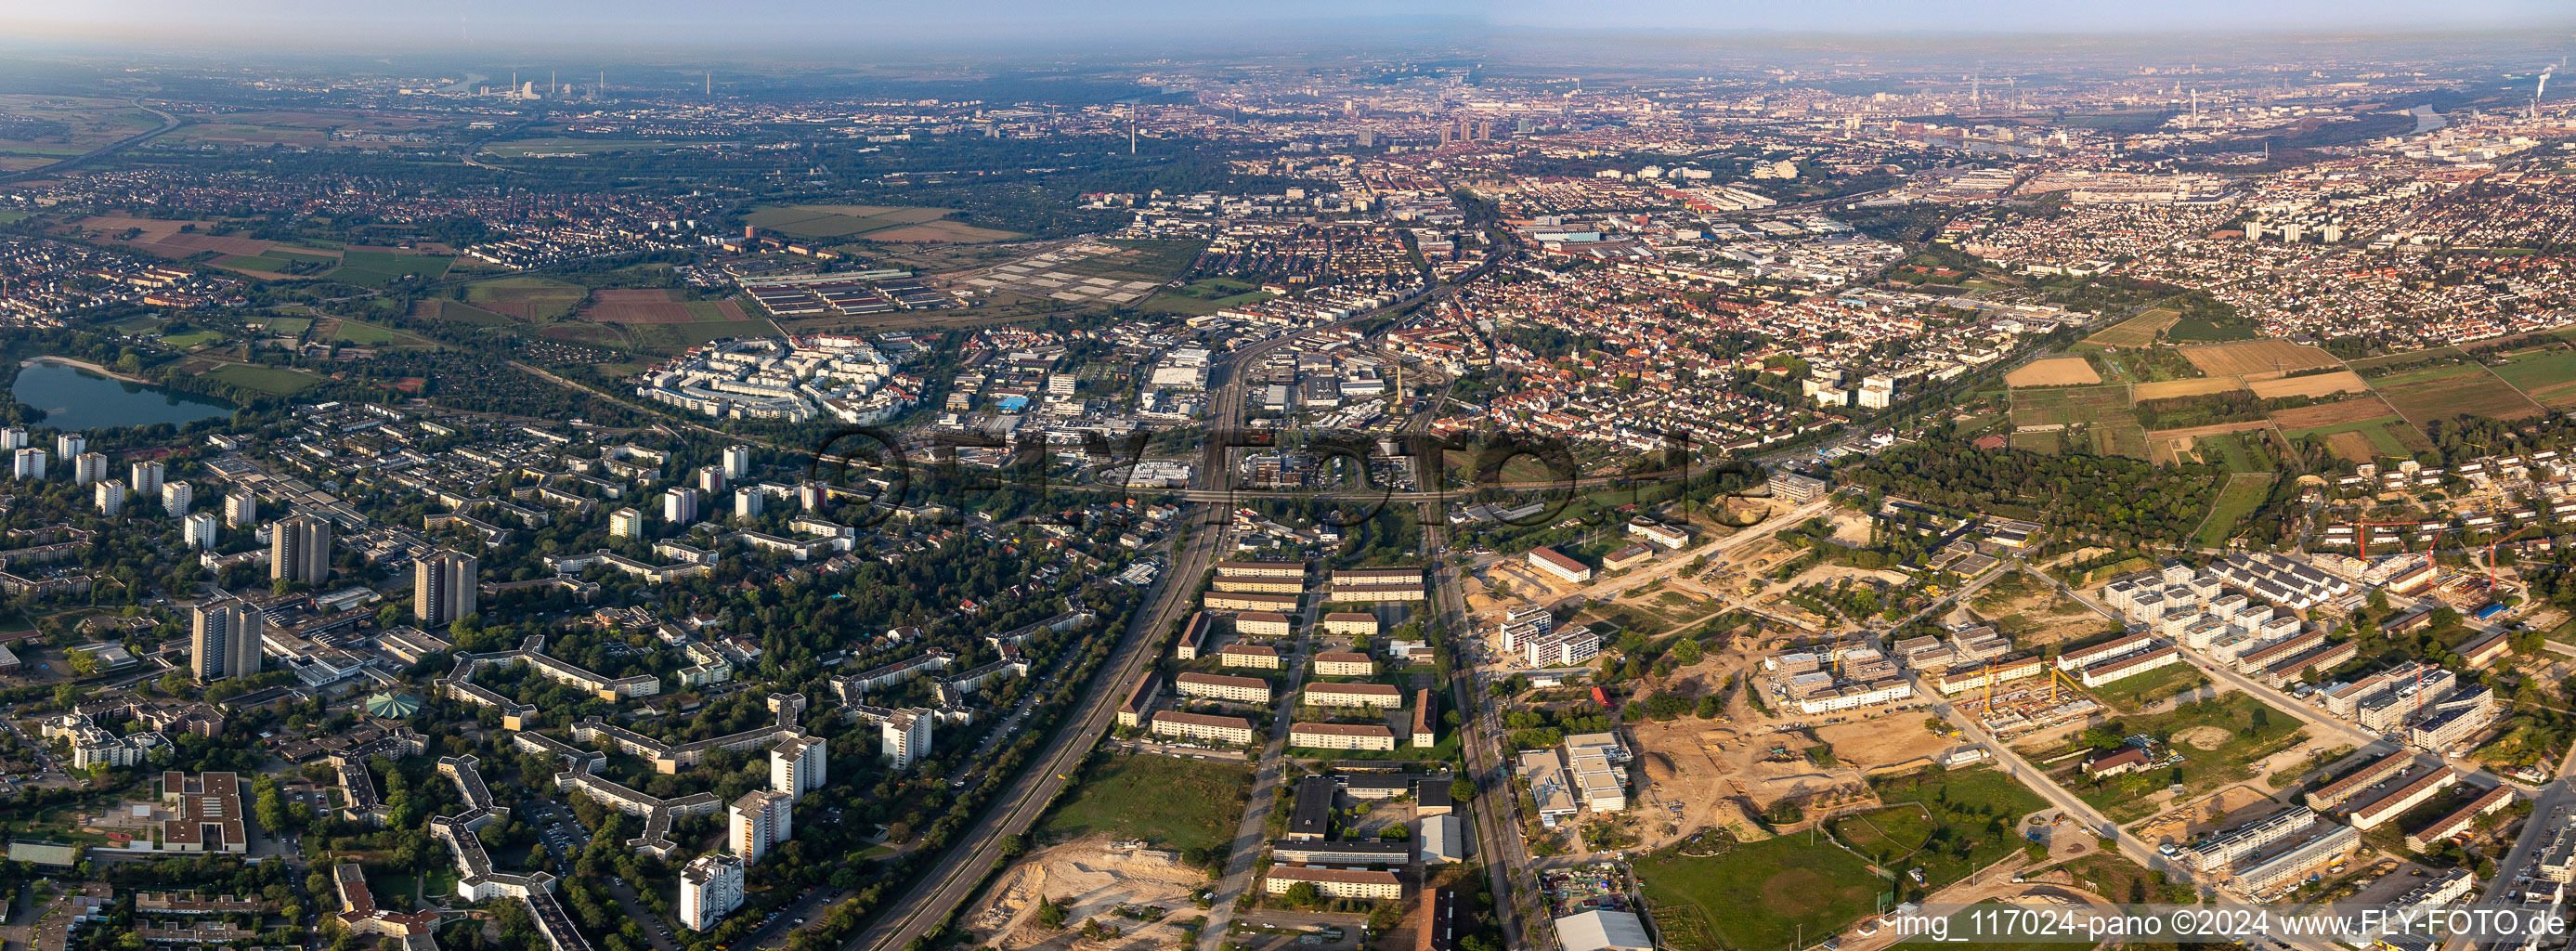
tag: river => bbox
[2409,103,2448,135]
[11,360,235,430]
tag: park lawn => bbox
[202,363,319,395]
[2192,474,2275,548]
[2086,662,2209,712]
[2052,694,2308,822]
[1637,833,1887,951]
[1040,751,1250,854]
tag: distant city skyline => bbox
[5,0,2573,52]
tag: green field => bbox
[2192,432,2274,473]
[483,137,673,158]
[224,249,337,274]
[2192,474,2275,548]
[2491,349,2576,409]
[2374,364,2544,425]
[329,321,402,345]
[2086,662,2209,712]
[2052,694,2307,822]
[2283,416,2418,457]
[249,317,312,334]
[1039,751,1250,854]
[621,315,774,352]
[2008,431,2061,454]
[1640,832,1888,951]
[202,363,319,395]
[159,330,223,348]
[2166,319,2260,343]
[742,203,960,240]
[0,211,28,224]
[1142,279,1275,317]
[464,276,588,320]
[326,251,451,287]
[2366,362,2484,387]
[1838,767,2048,893]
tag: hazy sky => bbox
[5,0,2572,50]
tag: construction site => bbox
[964,835,1213,950]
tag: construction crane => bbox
[2354,520,2417,558]
[2487,524,2537,593]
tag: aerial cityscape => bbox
[5,3,2576,951]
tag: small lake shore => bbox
[20,356,150,384]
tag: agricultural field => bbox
[2373,364,2545,426]
[202,363,319,395]
[2179,339,2341,378]
[163,108,446,150]
[481,137,675,158]
[246,317,311,334]
[2043,694,2307,822]
[2489,349,2576,409]
[1038,752,1249,853]
[1637,833,1886,951]
[2009,431,2062,454]
[0,95,163,171]
[742,203,1022,243]
[2166,319,2262,343]
[2192,474,2277,549]
[412,300,517,327]
[71,215,341,276]
[2266,396,2403,431]
[2284,417,2424,462]
[463,277,588,320]
[2131,377,2247,401]
[2080,308,2179,348]
[2008,384,2132,429]
[2247,371,2370,399]
[326,250,451,287]
[2003,357,2103,388]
